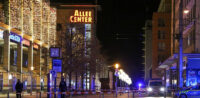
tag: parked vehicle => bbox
[146,80,165,96]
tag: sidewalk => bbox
[0,92,47,98]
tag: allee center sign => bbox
[70,10,92,23]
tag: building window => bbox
[10,45,17,66]
[158,42,166,51]
[158,30,166,39]
[158,55,166,64]
[23,47,28,67]
[158,18,165,27]
[187,34,191,46]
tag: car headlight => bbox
[147,87,153,92]
[160,87,165,92]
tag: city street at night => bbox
[1,0,200,98]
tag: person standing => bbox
[15,79,23,98]
[59,77,67,98]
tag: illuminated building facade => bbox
[0,0,56,92]
[159,0,200,89]
[55,4,98,90]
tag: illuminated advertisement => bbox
[187,70,197,86]
[187,58,200,86]
[70,10,92,23]
[52,59,62,72]
[33,44,39,49]
[50,47,60,58]
[0,29,3,39]
[10,33,21,43]
[22,39,30,46]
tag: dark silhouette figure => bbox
[15,79,23,98]
[59,77,67,98]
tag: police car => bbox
[175,86,200,98]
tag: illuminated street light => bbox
[115,63,119,69]
[114,63,119,98]
[183,9,189,14]
[31,66,34,70]
[8,74,12,80]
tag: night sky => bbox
[97,0,160,86]
[51,0,160,86]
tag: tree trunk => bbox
[89,73,92,90]
[81,73,84,90]
[75,72,78,90]
[69,71,72,90]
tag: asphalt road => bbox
[0,93,173,98]
[68,93,173,98]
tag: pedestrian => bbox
[59,77,67,98]
[15,79,23,98]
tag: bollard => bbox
[70,93,72,98]
[99,92,101,98]
[54,92,56,98]
[102,92,104,98]
[132,91,134,98]
[128,91,129,98]
[7,92,9,98]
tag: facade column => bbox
[28,42,33,70]
[37,46,42,90]
[17,40,23,81]
[3,30,10,91]
[28,42,33,92]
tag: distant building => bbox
[152,0,171,79]
[143,20,152,84]
[53,3,99,90]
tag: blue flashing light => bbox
[139,83,142,87]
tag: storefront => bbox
[159,54,200,90]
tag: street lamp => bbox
[183,9,189,14]
[114,63,119,98]
[115,64,119,69]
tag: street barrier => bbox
[3,89,145,98]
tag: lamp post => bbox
[178,0,183,89]
[114,63,119,98]
[178,0,192,89]
[30,66,34,95]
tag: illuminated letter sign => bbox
[10,33,21,43]
[22,39,30,46]
[70,10,93,23]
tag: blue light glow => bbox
[139,83,142,87]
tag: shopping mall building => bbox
[0,0,56,92]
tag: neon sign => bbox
[10,33,21,43]
[70,10,92,23]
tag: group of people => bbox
[15,77,67,98]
